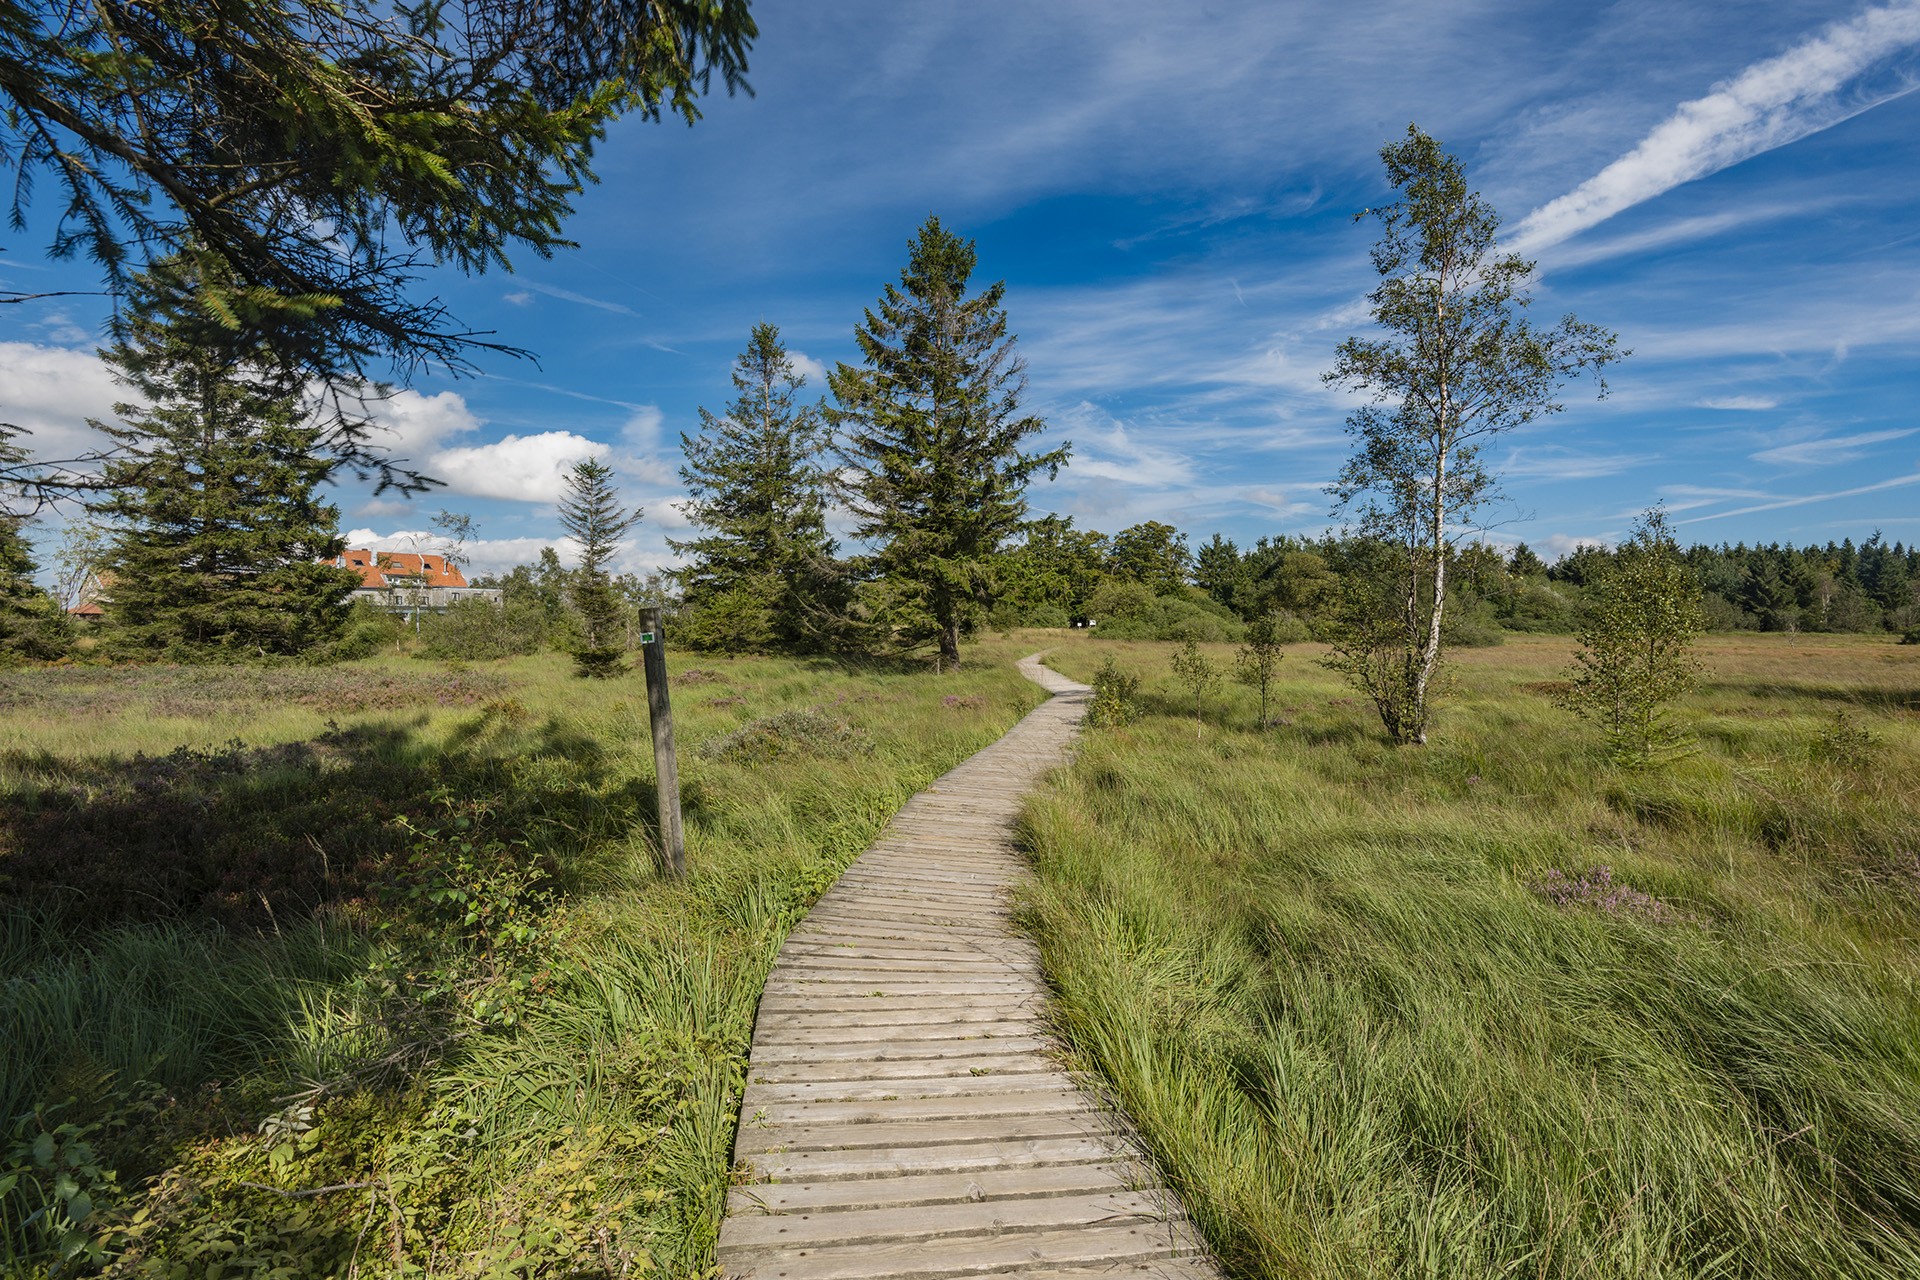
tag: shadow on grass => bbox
[0,708,702,935]
[1697,681,1920,711]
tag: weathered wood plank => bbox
[725,1162,1138,1216]
[719,1222,1200,1280]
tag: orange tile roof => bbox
[328,549,469,589]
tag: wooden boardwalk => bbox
[716,656,1219,1280]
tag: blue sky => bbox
[5,0,1919,575]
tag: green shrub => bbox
[1086,654,1140,729]
[417,597,548,661]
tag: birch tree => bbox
[1323,125,1622,744]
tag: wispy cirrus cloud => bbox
[1750,425,1917,465]
[1697,395,1779,410]
[1675,467,1920,522]
[1509,2,1920,254]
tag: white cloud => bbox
[788,350,830,385]
[1054,402,1197,487]
[1675,467,1920,523]
[431,431,609,503]
[621,405,664,451]
[1499,445,1644,481]
[1697,395,1779,410]
[363,388,481,454]
[503,290,534,306]
[1750,426,1917,466]
[1536,532,1619,558]
[0,341,124,462]
[1510,2,1920,254]
[511,280,640,316]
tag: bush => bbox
[311,601,401,662]
[417,598,547,661]
[1086,655,1139,729]
[698,708,873,763]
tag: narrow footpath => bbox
[716,655,1220,1280]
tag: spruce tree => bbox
[557,457,642,677]
[829,216,1069,666]
[672,324,847,652]
[92,258,360,658]
[0,427,70,661]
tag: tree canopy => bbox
[672,323,846,652]
[830,215,1067,665]
[91,259,362,657]
[1,0,754,490]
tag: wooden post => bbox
[639,607,685,877]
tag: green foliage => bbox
[1,1103,123,1272]
[1324,126,1622,744]
[1028,637,1920,1279]
[1560,508,1706,764]
[417,597,549,662]
[0,0,754,467]
[1169,640,1221,736]
[1108,521,1192,594]
[92,258,361,659]
[1235,613,1288,725]
[0,469,70,664]
[557,458,642,678]
[1812,709,1880,769]
[674,324,849,654]
[829,215,1070,665]
[1086,654,1140,729]
[373,810,562,1030]
[697,708,875,763]
[994,515,1110,622]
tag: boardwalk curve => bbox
[717,655,1220,1280]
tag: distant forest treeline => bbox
[974,518,1920,645]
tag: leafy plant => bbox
[1234,613,1288,727]
[1558,508,1705,765]
[1813,709,1880,769]
[1086,654,1139,729]
[1,1104,122,1272]
[1170,640,1220,738]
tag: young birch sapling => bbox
[1171,640,1220,739]
[1235,612,1287,727]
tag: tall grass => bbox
[1,644,1044,1275]
[1022,634,1920,1279]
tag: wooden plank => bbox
[741,1072,1077,1106]
[717,1222,1197,1280]
[725,1163,1138,1216]
[752,1020,1050,1047]
[736,1112,1115,1156]
[719,1188,1171,1251]
[745,1053,1050,1084]
[743,1134,1126,1183]
[743,1089,1092,1129]
[745,1037,1055,1067]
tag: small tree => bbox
[830,215,1069,666]
[557,458,642,678]
[1323,125,1622,745]
[92,257,361,658]
[1170,640,1220,739]
[1559,508,1705,764]
[1235,612,1287,726]
[1086,654,1140,729]
[673,323,847,653]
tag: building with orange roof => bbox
[325,549,502,614]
